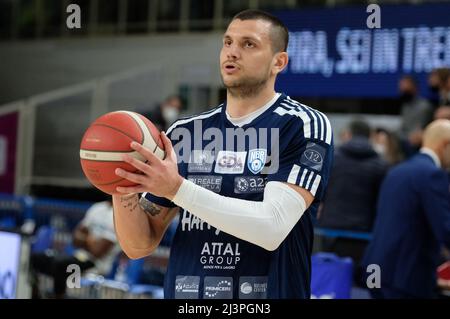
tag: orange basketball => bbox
[80,111,165,195]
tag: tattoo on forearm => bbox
[139,197,162,216]
[120,195,139,213]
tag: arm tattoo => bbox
[120,194,139,213]
[139,196,162,216]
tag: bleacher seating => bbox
[31,225,54,253]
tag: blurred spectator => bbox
[434,105,450,121]
[319,120,388,232]
[143,95,183,131]
[318,120,388,270]
[447,72,450,103]
[398,75,433,157]
[371,127,404,166]
[428,67,450,107]
[30,200,120,298]
[362,119,450,299]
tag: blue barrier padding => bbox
[0,193,94,231]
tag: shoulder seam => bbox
[275,97,332,145]
[167,104,223,134]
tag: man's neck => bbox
[420,147,441,168]
[226,86,277,118]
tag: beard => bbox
[221,72,270,99]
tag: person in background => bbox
[434,105,450,121]
[362,119,450,299]
[428,67,450,108]
[318,120,388,267]
[398,75,433,157]
[144,95,183,131]
[371,127,404,166]
[30,200,120,298]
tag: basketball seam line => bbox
[80,158,128,163]
[80,149,132,153]
[93,122,144,144]
[124,112,146,145]
[126,111,164,159]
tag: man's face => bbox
[428,72,440,89]
[220,19,275,96]
[399,78,416,95]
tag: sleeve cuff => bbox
[172,179,198,209]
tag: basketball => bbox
[79,111,165,195]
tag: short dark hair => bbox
[164,94,182,103]
[231,9,289,53]
[349,119,371,138]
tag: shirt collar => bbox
[226,93,281,127]
[420,147,441,168]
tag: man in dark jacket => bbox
[318,120,388,269]
[362,119,450,298]
[319,120,388,232]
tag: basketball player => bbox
[113,10,334,299]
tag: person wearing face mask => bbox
[371,127,404,166]
[144,95,183,131]
[398,75,433,157]
[362,119,450,299]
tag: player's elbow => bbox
[257,203,296,251]
[261,241,280,252]
[123,248,151,260]
[121,243,155,260]
[259,227,288,251]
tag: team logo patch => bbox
[300,142,326,171]
[247,149,267,174]
[214,151,246,174]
